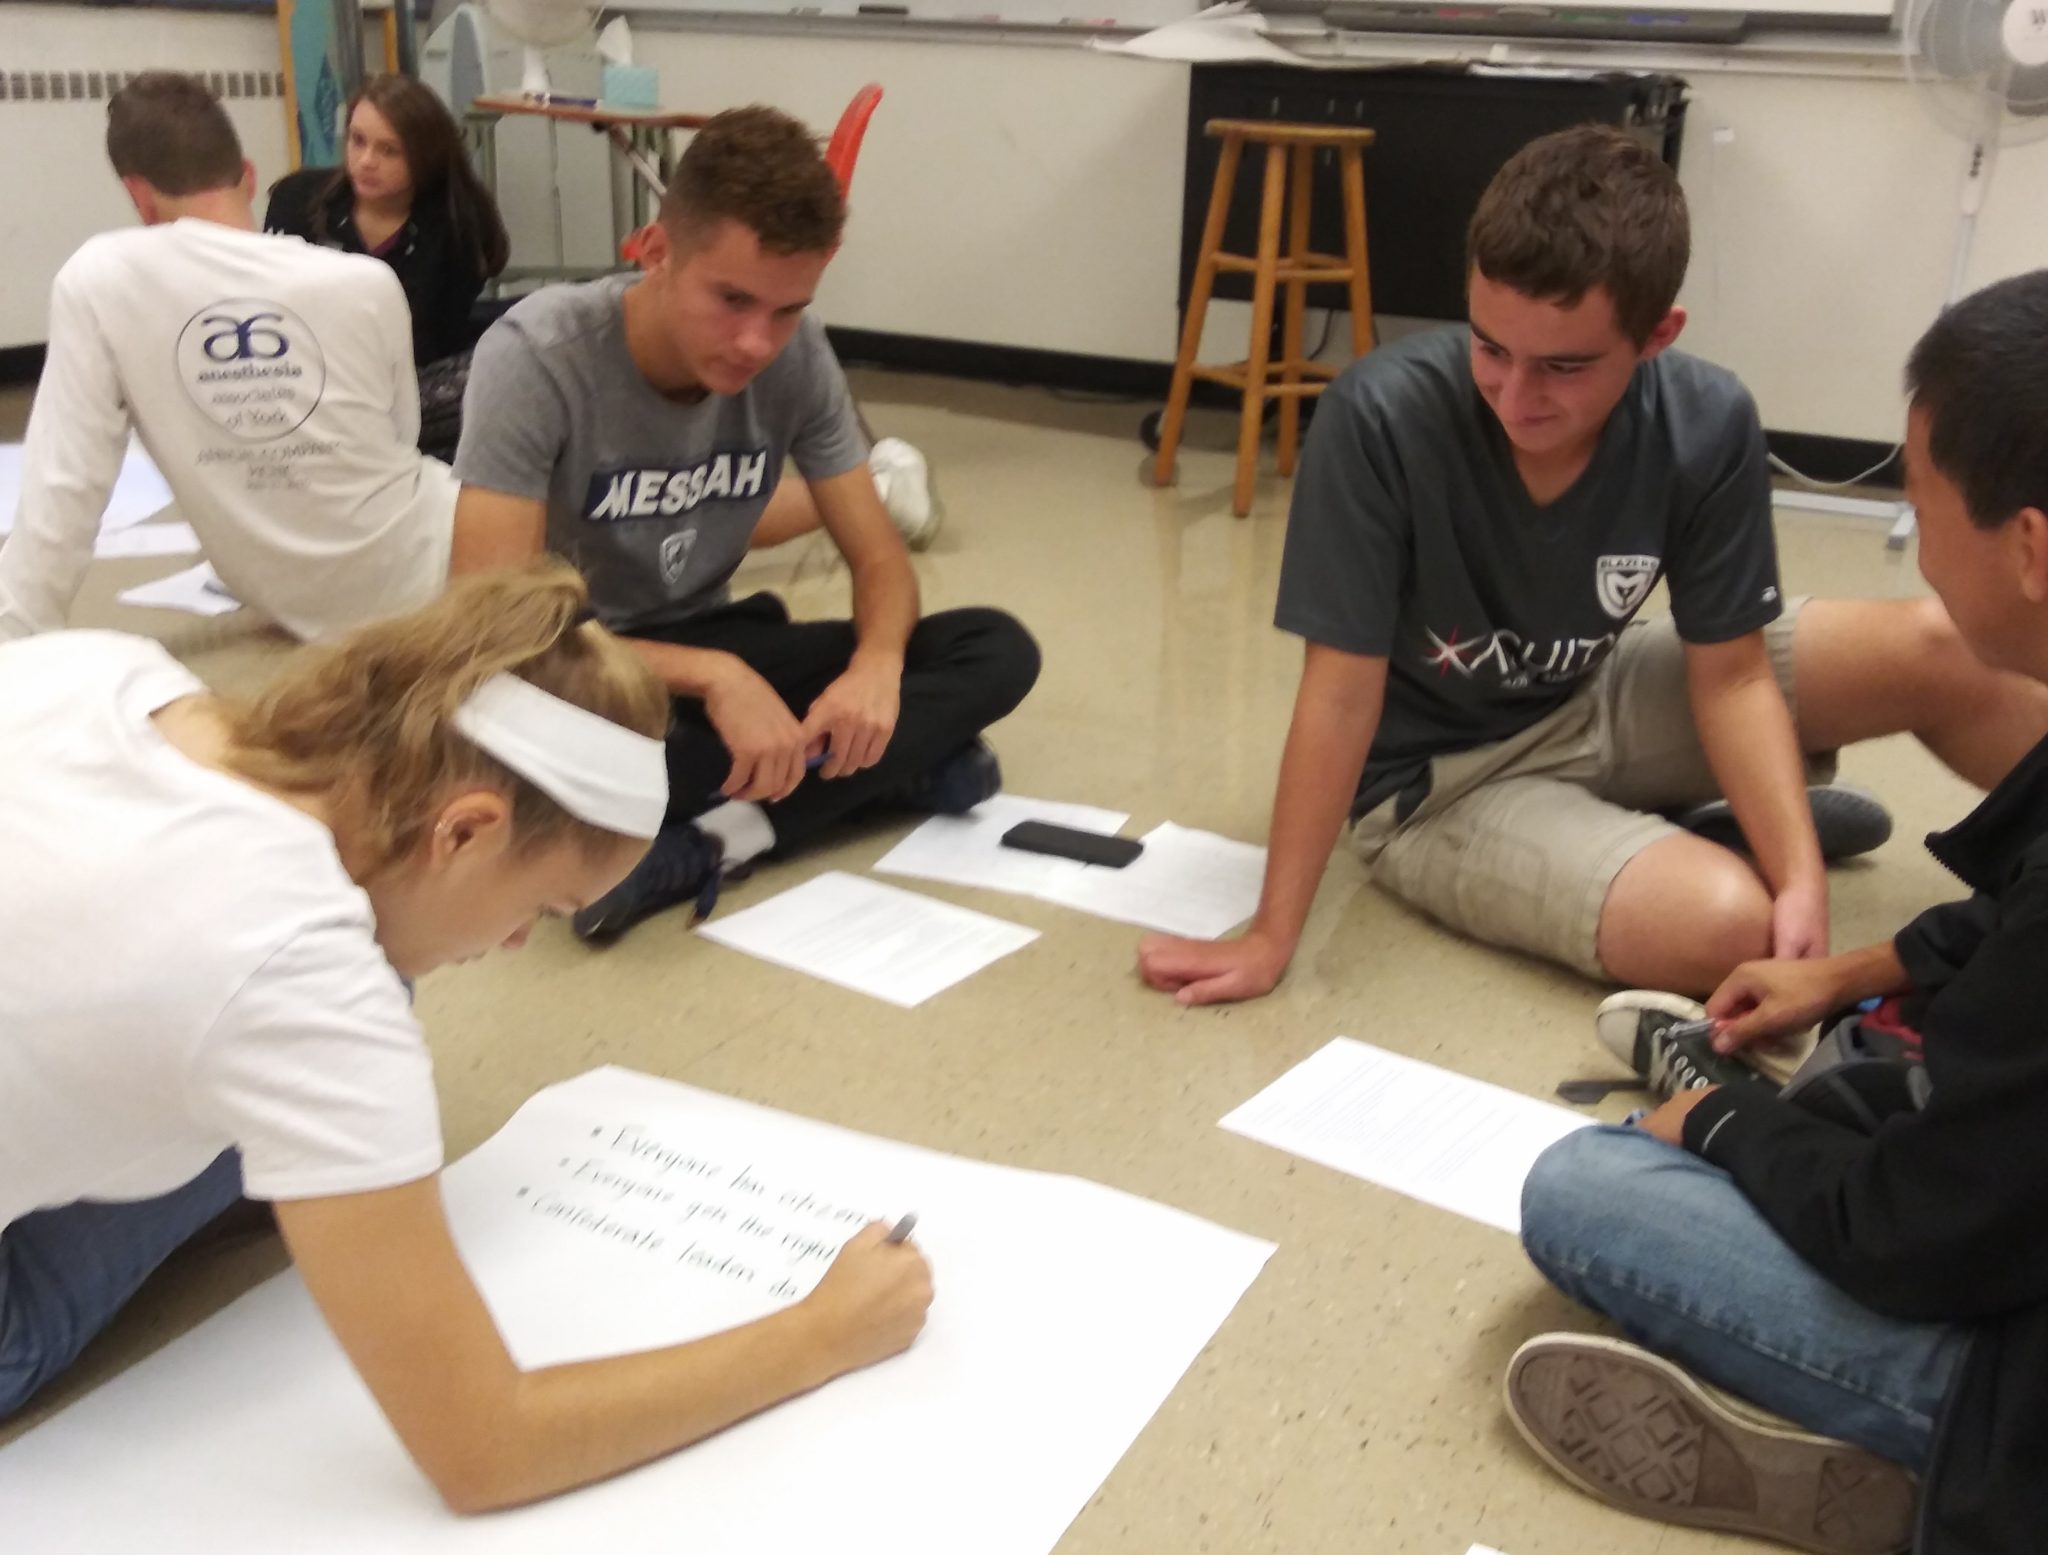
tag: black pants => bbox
[641,593,1041,854]
[416,350,471,464]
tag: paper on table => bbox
[94,521,201,560]
[1091,1,1353,65]
[874,793,1132,896]
[116,560,239,618]
[696,870,1038,1007]
[0,1066,1277,1555]
[876,809,1264,940]
[1220,1038,1591,1235]
[1467,1545,1517,1554]
[1468,61,1616,79]
[0,437,173,536]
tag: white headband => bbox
[451,673,669,840]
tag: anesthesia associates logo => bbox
[175,299,326,441]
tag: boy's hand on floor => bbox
[1137,930,1290,1006]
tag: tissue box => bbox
[602,63,660,111]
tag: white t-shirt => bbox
[0,219,456,645]
[0,631,444,1229]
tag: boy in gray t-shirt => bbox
[1139,125,2048,1009]
[459,278,866,635]
[452,107,1038,942]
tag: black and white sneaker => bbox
[1506,1334,1916,1555]
[1595,990,1777,1101]
[572,821,729,945]
[1677,783,1893,863]
[892,738,1003,817]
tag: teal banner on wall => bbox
[288,0,345,167]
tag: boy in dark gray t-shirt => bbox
[452,108,1039,943]
[1279,325,1781,817]
[1139,125,2048,1010]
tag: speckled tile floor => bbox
[0,369,1967,1553]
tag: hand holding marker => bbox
[802,1212,932,1372]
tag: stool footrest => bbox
[1190,362,1342,395]
[1211,254,1361,284]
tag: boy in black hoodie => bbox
[1506,267,2048,1555]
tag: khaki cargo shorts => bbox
[1348,603,1834,980]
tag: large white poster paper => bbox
[0,1067,1274,1554]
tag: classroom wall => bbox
[640,35,1195,366]
[2,5,293,350]
[631,26,2048,446]
[10,8,2048,445]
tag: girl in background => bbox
[268,74,511,458]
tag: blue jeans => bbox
[1520,1125,1970,1468]
[0,1150,245,1417]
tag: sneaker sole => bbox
[1680,785,1893,863]
[906,460,945,551]
[1593,989,1707,1073]
[571,911,631,946]
[1505,1335,1915,1555]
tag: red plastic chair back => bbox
[825,84,884,196]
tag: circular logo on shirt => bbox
[175,298,326,442]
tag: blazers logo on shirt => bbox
[1595,554,1661,620]
[584,449,771,523]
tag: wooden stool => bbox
[1153,120,1377,517]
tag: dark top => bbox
[264,167,486,368]
[1273,327,1782,815]
[1687,732,2048,1553]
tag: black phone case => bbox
[1000,820,1145,869]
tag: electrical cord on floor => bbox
[1047,384,1150,404]
[1767,447,1904,492]
[1309,307,1337,359]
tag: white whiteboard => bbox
[615,0,1205,31]
[1538,0,1899,22]
[615,0,1897,32]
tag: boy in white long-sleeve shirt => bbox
[0,72,456,644]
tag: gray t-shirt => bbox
[1275,327,1781,814]
[456,275,868,630]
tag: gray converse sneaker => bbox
[1505,1334,1915,1555]
[1595,990,1778,1100]
[1678,783,1893,863]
